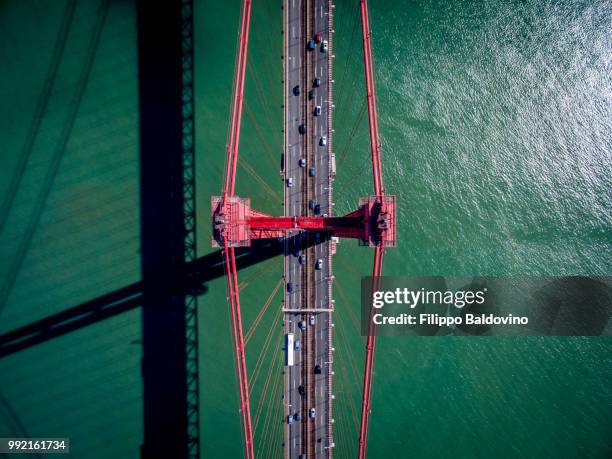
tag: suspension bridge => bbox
[212,0,396,457]
[0,0,396,457]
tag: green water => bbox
[198,0,611,457]
[0,0,142,457]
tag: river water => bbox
[196,0,611,457]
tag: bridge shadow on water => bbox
[0,235,326,358]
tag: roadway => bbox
[283,0,334,456]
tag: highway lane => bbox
[284,0,305,456]
[284,0,333,456]
[311,0,332,457]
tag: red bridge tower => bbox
[211,195,396,248]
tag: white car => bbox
[309,315,315,326]
[321,40,328,52]
[299,158,306,167]
[287,177,294,187]
[315,259,323,270]
[309,408,316,418]
[320,136,327,146]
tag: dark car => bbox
[309,166,315,177]
[294,412,301,421]
[287,282,294,293]
[314,204,321,215]
[315,32,322,43]
[308,90,314,100]
[313,76,320,87]
[308,199,315,210]
[293,85,300,96]
[307,39,315,50]
[298,124,306,134]
[314,365,321,374]
[298,385,305,396]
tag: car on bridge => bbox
[287,415,294,425]
[314,204,321,215]
[298,385,305,396]
[309,199,315,210]
[314,364,321,374]
[287,282,294,293]
[293,85,300,96]
[298,320,306,331]
[320,136,326,146]
[309,315,315,325]
[315,259,323,270]
[315,32,322,43]
[298,124,306,134]
[313,76,320,87]
[309,166,315,177]
[308,90,314,100]
[298,254,305,264]
[287,177,294,187]
[294,412,301,421]
[314,106,321,116]
[299,158,306,167]
[307,39,315,50]
[294,339,300,350]
[309,407,316,418]
[321,40,328,52]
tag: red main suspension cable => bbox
[230,247,254,458]
[221,0,254,457]
[359,0,384,197]
[223,246,252,458]
[229,0,252,197]
[358,245,384,458]
[224,0,252,199]
[359,0,386,457]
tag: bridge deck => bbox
[283,0,334,457]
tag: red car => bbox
[315,32,322,43]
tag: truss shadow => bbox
[0,234,327,358]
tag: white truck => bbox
[286,333,295,366]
